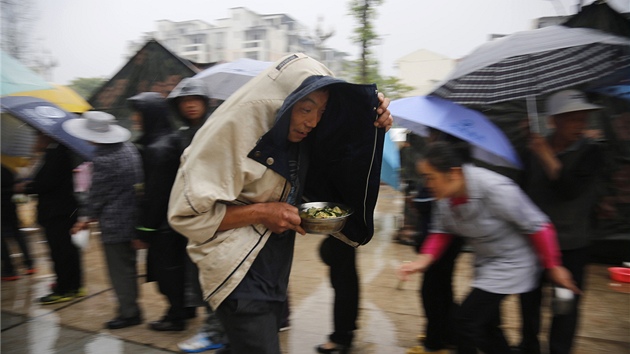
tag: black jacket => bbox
[24,144,78,224]
[128,92,182,233]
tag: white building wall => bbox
[150,7,348,73]
[395,49,455,97]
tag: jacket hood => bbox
[174,53,384,245]
[167,77,211,125]
[127,92,173,146]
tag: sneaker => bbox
[1,274,20,281]
[75,287,88,297]
[178,332,224,353]
[39,292,76,305]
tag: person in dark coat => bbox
[64,111,144,330]
[128,91,191,331]
[1,165,35,280]
[167,78,227,352]
[519,90,605,354]
[15,133,82,303]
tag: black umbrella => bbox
[431,25,630,106]
[0,96,94,160]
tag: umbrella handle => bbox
[527,95,540,135]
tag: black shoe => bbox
[316,343,351,354]
[149,318,186,331]
[106,315,142,329]
[184,307,197,319]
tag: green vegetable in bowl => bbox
[300,206,347,219]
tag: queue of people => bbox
[1,52,608,354]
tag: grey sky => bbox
[31,0,630,85]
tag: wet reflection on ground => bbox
[2,185,629,353]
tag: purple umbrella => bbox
[390,95,522,169]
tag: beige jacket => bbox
[168,54,337,309]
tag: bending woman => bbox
[397,141,579,354]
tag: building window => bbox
[245,52,259,60]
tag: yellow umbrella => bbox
[12,84,92,113]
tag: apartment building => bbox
[150,7,349,75]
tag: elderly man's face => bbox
[553,110,589,145]
[287,90,329,143]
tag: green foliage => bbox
[374,76,415,100]
[68,77,106,99]
[347,0,412,98]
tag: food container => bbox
[608,267,630,283]
[551,287,574,315]
[299,202,353,234]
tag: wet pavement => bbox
[2,185,629,354]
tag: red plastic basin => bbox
[608,267,630,283]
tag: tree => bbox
[69,77,107,100]
[0,0,35,60]
[348,0,412,99]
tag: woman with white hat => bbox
[64,111,145,330]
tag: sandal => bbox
[315,342,351,354]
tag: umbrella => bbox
[381,130,401,190]
[11,84,93,113]
[431,26,630,106]
[0,96,94,160]
[1,50,53,96]
[390,95,522,169]
[193,58,272,100]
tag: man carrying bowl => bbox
[168,53,392,354]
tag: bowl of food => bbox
[299,202,353,234]
[608,267,630,283]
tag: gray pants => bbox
[103,242,141,319]
[216,299,283,354]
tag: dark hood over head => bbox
[127,92,173,146]
[247,74,384,246]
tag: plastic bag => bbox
[71,229,90,250]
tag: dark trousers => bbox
[40,216,81,293]
[420,237,463,350]
[1,235,16,275]
[103,242,140,318]
[216,299,284,354]
[149,230,189,320]
[455,288,511,354]
[319,236,359,347]
[1,224,33,272]
[519,247,589,354]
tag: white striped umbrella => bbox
[431,26,630,106]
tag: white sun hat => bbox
[546,90,602,116]
[62,111,131,144]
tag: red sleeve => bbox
[529,223,562,269]
[420,233,453,259]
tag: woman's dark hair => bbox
[423,140,472,172]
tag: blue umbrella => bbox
[0,96,94,160]
[390,95,522,169]
[380,130,401,190]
